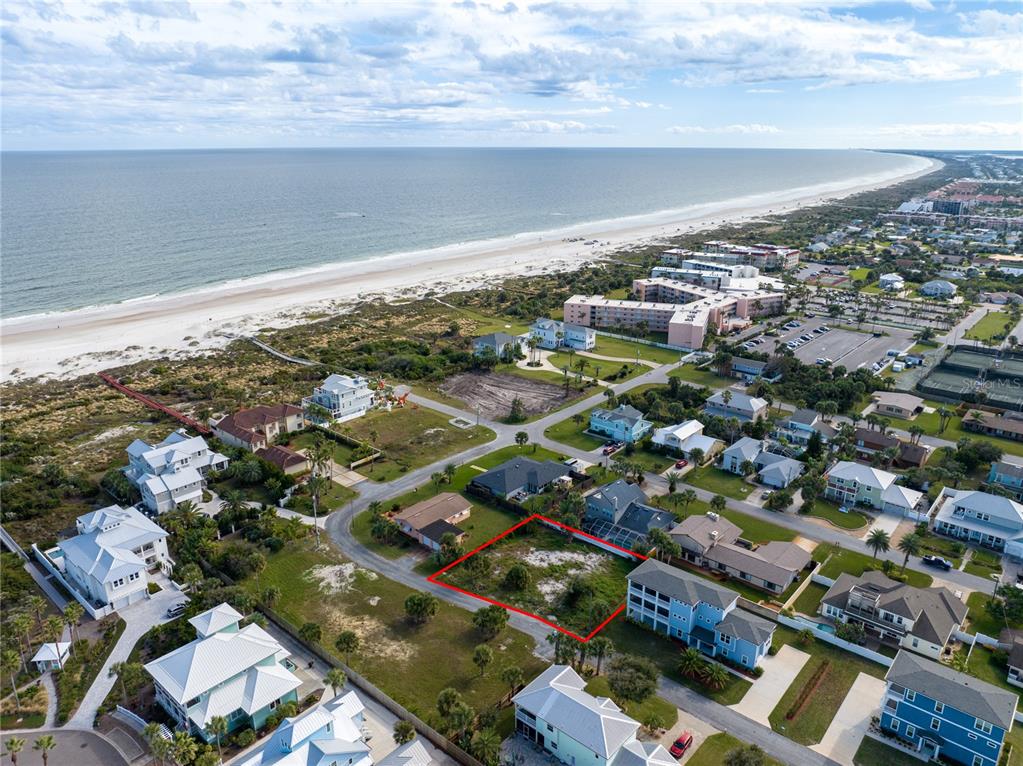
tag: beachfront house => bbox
[530,318,596,350]
[589,405,652,444]
[626,558,774,669]
[303,374,374,424]
[45,505,170,611]
[880,650,1016,766]
[212,404,305,452]
[124,429,229,513]
[513,665,674,766]
[650,420,721,460]
[145,603,302,742]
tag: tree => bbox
[325,667,347,694]
[404,593,439,625]
[335,630,360,666]
[688,447,705,468]
[171,731,197,766]
[393,720,416,745]
[866,528,891,559]
[473,605,509,640]
[470,729,501,766]
[42,615,64,647]
[436,688,463,719]
[2,650,21,710]
[898,533,921,574]
[764,490,793,512]
[589,636,613,674]
[299,621,322,644]
[8,613,30,672]
[724,743,767,766]
[515,431,529,449]
[680,489,698,513]
[710,494,727,514]
[63,602,84,650]
[206,715,228,762]
[739,460,756,477]
[444,463,457,483]
[500,665,524,697]
[503,564,530,591]
[4,737,25,766]
[699,662,730,690]
[937,407,954,434]
[677,647,704,679]
[109,661,144,704]
[508,398,526,423]
[606,655,658,703]
[666,471,680,494]
[473,644,494,676]
[797,629,815,646]
[987,584,1023,629]
[28,595,46,626]
[32,736,56,766]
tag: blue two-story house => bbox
[626,558,774,670]
[988,460,1023,502]
[881,650,1018,766]
[590,405,652,444]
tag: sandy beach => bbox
[0,154,940,381]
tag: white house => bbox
[31,643,70,672]
[933,489,1023,559]
[879,273,905,291]
[125,430,229,513]
[824,461,922,514]
[651,420,721,459]
[303,374,375,424]
[145,603,302,741]
[919,280,958,298]
[703,391,767,422]
[49,505,171,610]
[513,665,674,766]
[530,318,597,350]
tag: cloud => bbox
[870,121,1023,138]
[668,123,781,134]
[958,10,1023,37]
[746,88,782,94]
[512,119,608,133]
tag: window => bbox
[546,724,553,732]
[904,690,916,702]
[891,720,900,732]
[989,742,997,749]
[976,720,993,735]
[934,702,944,714]
[973,757,984,766]
[269,699,280,710]
[930,718,940,731]
[905,726,916,739]
[969,734,978,741]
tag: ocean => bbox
[0,148,922,319]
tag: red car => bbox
[674,459,689,469]
[669,733,693,759]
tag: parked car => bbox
[602,445,617,455]
[922,555,953,571]
[674,459,689,469]
[166,602,187,618]
[669,733,694,759]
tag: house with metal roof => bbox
[626,558,774,669]
[124,430,229,514]
[512,665,674,766]
[703,390,767,422]
[819,570,967,659]
[468,457,572,501]
[919,280,958,298]
[145,603,301,741]
[932,488,1023,560]
[721,438,804,488]
[31,642,70,673]
[582,480,674,549]
[880,650,1017,766]
[530,318,596,350]
[46,505,170,611]
[650,420,722,460]
[589,405,653,444]
[824,461,923,514]
[303,374,375,424]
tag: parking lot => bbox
[753,317,915,371]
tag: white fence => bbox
[593,330,687,352]
[31,544,114,620]
[810,572,836,587]
[956,629,1001,649]
[778,614,895,667]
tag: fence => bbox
[0,523,29,561]
[593,330,687,353]
[810,573,836,588]
[778,614,894,667]
[31,543,114,620]
[113,705,150,733]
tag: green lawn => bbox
[966,644,1023,699]
[963,548,1003,579]
[817,546,933,588]
[847,267,871,282]
[853,736,928,766]
[241,539,547,729]
[584,676,678,729]
[547,352,646,384]
[965,591,1018,638]
[210,475,276,506]
[915,533,964,569]
[684,466,754,500]
[805,498,869,530]
[915,401,1023,458]
[964,310,1013,344]
[668,365,728,389]
[792,582,829,617]
[544,408,607,450]
[591,336,682,365]
[687,734,784,766]
[769,626,888,745]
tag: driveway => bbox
[652,708,719,765]
[809,673,886,765]
[729,645,811,726]
[864,513,901,540]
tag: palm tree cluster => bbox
[677,647,731,690]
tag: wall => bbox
[31,544,114,620]
[593,330,686,352]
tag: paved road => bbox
[0,730,131,766]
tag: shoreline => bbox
[0,154,940,382]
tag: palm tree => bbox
[150,737,173,766]
[171,731,197,766]
[325,667,347,694]
[4,737,25,766]
[2,650,21,709]
[335,631,360,666]
[471,729,501,765]
[9,613,31,671]
[680,489,697,513]
[666,471,680,494]
[866,529,891,559]
[677,647,703,679]
[394,720,417,745]
[28,595,46,626]
[109,661,144,704]
[700,662,730,690]
[936,407,953,434]
[63,602,84,653]
[898,533,922,574]
[219,489,247,517]
[710,495,727,514]
[32,736,56,766]
[206,715,228,761]
[500,665,524,697]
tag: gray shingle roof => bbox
[886,650,1018,730]
[716,609,775,646]
[470,458,569,496]
[628,558,737,610]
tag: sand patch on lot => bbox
[523,548,607,571]
[306,563,379,595]
[323,611,415,664]
[440,371,577,419]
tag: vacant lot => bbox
[441,371,582,420]
[437,519,635,637]
[684,466,754,500]
[965,310,1014,344]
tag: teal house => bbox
[145,604,301,741]
[590,404,652,444]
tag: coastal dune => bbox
[0,155,939,381]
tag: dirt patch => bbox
[440,371,578,419]
[306,563,379,595]
[522,548,607,572]
[323,611,415,664]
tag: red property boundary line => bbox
[427,513,647,643]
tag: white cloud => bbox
[958,10,1023,36]
[746,88,783,94]
[668,123,781,134]
[512,119,590,133]
[870,121,1023,138]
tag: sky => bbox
[1,0,1021,151]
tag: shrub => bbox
[233,728,256,747]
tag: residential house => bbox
[650,420,722,460]
[48,505,170,611]
[513,665,674,766]
[146,603,302,741]
[987,460,1023,501]
[669,513,810,594]
[303,374,374,424]
[880,650,1016,766]
[703,391,767,422]
[963,410,1023,443]
[31,643,70,672]
[627,558,775,669]
[530,318,596,350]
[468,458,572,501]
[1007,639,1023,688]
[125,430,229,513]
[872,392,924,420]
[824,461,923,515]
[255,445,309,476]
[819,570,968,659]
[212,404,305,452]
[472,332,522,358]
[582,480,674,548]
[394,493,472,551]
[853,428,931,468]
[880,273,906,291]
[589,405,653,444]
[773,408,836,448]
[728,357,778,384]
[932,488,1023,560]
[755,452,805,489]
[720,437,761,474]
[919,280,958,298]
